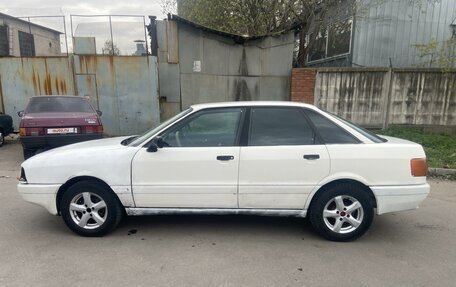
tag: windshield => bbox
[129,108,193,147]
[26,97,95,113]
[326,112,387,143]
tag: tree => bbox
[414,38,456,69]
[161,0,178,15]
[101,39,121,56]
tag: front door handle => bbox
[303,154,320,160]
[217,155,234,161]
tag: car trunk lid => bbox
[21,112,100,128]
[20,112,102,136]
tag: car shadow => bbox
[22,209,419,244]
[118,214,317,239]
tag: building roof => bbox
[0,12,62,34]
[167,14,300,43]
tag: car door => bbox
[238,107,330,209]
[131,107,244,208]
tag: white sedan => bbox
[17,102,430,241]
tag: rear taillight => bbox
[411,158,428,177]
[20,127,45,136]
[80,125,103,134]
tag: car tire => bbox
[0,129,4,147]
[308,183,374,242]
[23,148,36,160]
[60,180,123,237]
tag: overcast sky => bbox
[2,1,166,54]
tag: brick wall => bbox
[290,68,316,104]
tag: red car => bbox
[18,96,103,159]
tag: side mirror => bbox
[147,143,158,153]
[96,110,102,116]
[17,111,24,117]
[155,136,165,148]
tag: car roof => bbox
[190,101,318,111]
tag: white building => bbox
[0,12,62,57]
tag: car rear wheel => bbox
[308,183,374,242]
[60,181,123,237]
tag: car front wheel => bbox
[0,130,4,147]
[309,183,374,242]
[60,181,123,237]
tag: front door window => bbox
[162,108,243,147]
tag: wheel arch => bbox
[56,176,123,214]
[305,178,377,214]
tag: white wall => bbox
[2,17,61,56]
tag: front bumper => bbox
[17,183,61,215]
[371,183,430,215]
[20,134,102,150]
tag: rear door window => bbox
[249,107,315,146]
[304,109,359,144]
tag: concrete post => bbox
[382,68,394,129]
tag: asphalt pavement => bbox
[1,140,455,287]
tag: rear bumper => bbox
[17,183,60,215]
[20,134,102,150]
[371,183,430,215]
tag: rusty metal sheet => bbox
[0,57,75,130]
[76,74,98,109]
[73,55,160,136]
[166,21,179,64]
[174,23,294,115]
[0,54,159,135]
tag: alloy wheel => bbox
[322,195,364,234]
[69,192,108,229]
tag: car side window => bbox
[304,109,359,144]
[161,108,242,147]
[249,107,315,146]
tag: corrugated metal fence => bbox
[315,68,456,128]
[0,55,159,135]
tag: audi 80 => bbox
[17,102,430,241]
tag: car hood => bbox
[21,136,140,184]
[34,136,131,156]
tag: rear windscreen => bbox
[26,97,95,113]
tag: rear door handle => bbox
[217,155,234,161]
[303,154,320,160]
